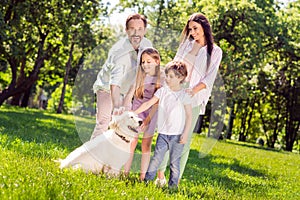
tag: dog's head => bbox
[109,111,143,139]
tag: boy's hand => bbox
[141,116,150,131]
[143,116,151,126]
[179,134,188,144]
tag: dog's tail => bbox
[53,158,65,168]
[54,158,72,169]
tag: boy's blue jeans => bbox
[145,134,184,187]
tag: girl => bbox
[134,61,192,189]
[156,13,223,185]
[123,47,164,180]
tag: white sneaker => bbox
[154,177,167,187]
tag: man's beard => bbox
[130,35,142,48]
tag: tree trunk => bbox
[20,86,32,107]
[285,79,300,151]
[238,99,249,142]
[0,57,44,106]
[258,100,271,147]
[1,57,18,105]
[10,93,22,106]
[245,98,255,138]
[226,102,236,139]
[269,111,280,148]
[10,55,27,106]
[285,121,299,151]
[285,113,300,151]
[194,115,204,133]
[238,134,247,141]
[57,42,74,113]
[0,32,48,106]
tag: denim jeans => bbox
[158,106,200,178]
[145,134,184,187]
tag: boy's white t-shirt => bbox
[154,86,192,135]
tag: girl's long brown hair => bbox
[135,48,161,99]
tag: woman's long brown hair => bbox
[180,13,214,70]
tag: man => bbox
[91,14,152,139]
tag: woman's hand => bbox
[185,88,195,97]
[185,82,206,97]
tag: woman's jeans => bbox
[145,134,184,187]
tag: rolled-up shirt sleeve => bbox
[109,62,123,87]
[109,49,131,87]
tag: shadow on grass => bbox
[177,148,274,197]
[0,108,91,150]
[225,139,284,153]
[188,149,266,176]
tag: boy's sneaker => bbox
[168,184,179,193]
[154,177,167,187]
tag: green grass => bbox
[0,106,299,199]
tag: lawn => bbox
[0,106,299,199]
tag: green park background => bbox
[0,0,299,199]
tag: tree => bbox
[276,0,300,151]
[55,1,106,113]
[0,0,106,108]
[1,1,58,106]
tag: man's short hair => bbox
[125,13,147,29]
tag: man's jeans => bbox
[145,134,184,187]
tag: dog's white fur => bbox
[58,111,142,175]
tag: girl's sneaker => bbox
[154,177,167,187]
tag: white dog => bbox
[58,111,142,175]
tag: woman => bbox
[155,13,223,186]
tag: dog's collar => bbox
[115,131,130,143]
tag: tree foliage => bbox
[0,0,109,109]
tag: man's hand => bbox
[112,107,125,115]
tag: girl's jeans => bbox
[145,134,184,187]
